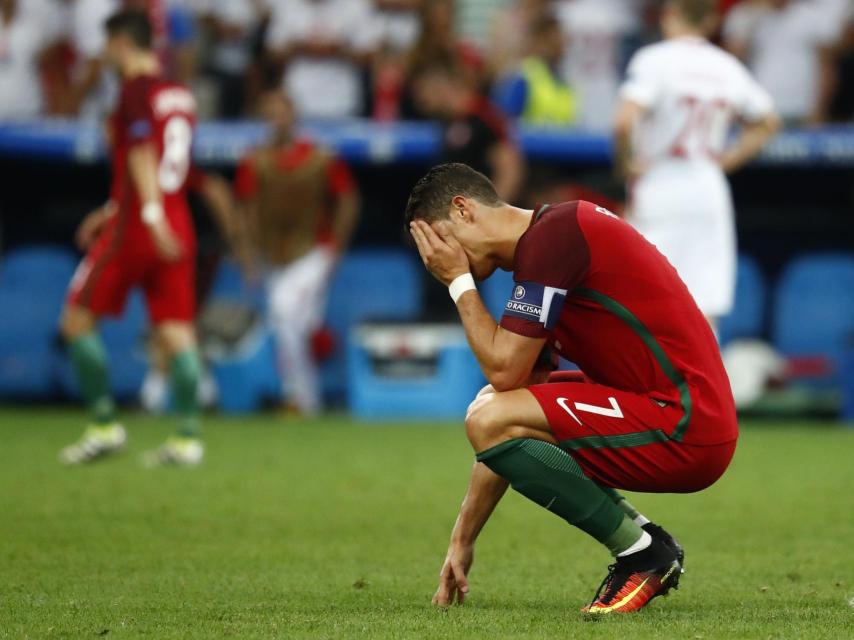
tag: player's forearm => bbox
[720,114,780,174]
[68,59,102,114]
[234,201,260,266]
[489,144,524,202]
[449,462,510,547]
[456,292,525,391]
[128,143,163,206]
[200,174,237,243]
[613,101,641,180]
[331,192,360,251]
[613,124,633,180]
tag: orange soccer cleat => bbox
[583,538,682,615]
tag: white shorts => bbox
[630,164,736,318]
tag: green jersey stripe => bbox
[559,428,670,450]
[573,288,693,442]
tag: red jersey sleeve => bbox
[326,156,355,197]
[499,202,591,339]
[234,155,258,200]
[120,78,156,146]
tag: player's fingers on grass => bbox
[433,582,452,606]
[452,563,469,596]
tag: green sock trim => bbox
[603,515,645,557]
[477,438,626,551]
[170,349,201,438]
[475,438,524,462]
[68,333,114,425]
[600,486,642,521]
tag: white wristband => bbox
[141,202,164,226]
[448,273,476,304]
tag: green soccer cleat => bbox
[142,436,204,468]
[59,423,127,465]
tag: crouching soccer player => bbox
[59,10,203,467]
[406,163,738,613]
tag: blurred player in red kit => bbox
[60,9,203,467]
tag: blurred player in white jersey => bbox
[614,0,780,327]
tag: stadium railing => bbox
[1,120,853,167]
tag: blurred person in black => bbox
[411,62,524,202]
[198,0,266,119]
[828,18,854,121]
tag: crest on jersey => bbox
[513,285,526,300]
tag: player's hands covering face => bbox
[409,220,470,286]
[432,543,474,606]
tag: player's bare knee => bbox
[476,384,496,398]
[60,306,95,340]
[155,322,196,356]
[465,393,509,451]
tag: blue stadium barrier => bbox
[209,250,424,411]
[772,253,854,382]
[0,245,78,289]
[1,119,853,167]
[323,250,424,401]
[210,329,280,414]
[208,259,266,310]
[0,247,76,397]
[0,287,63,397]
[348,335,483,420]
[719,255,767,345]
[100,291,149,398]
[203,261,275,412]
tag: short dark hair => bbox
[404,163,503,227]
[671,0,717,28]
[105,9,153,50]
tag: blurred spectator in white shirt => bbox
[266,0,379,120]
[724,0,845,125]
[372,0,421,53]
[554,0,640,131]
[201,0,266,118]
[0,0,63,120]
[487,0,552,77]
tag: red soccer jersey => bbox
[500,200,737,446]
[108,74,197,249]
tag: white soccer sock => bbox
[617,530,652,557]
[633,514,651,527]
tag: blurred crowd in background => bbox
[2,0,853,128]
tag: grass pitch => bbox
[1,408,852,639]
